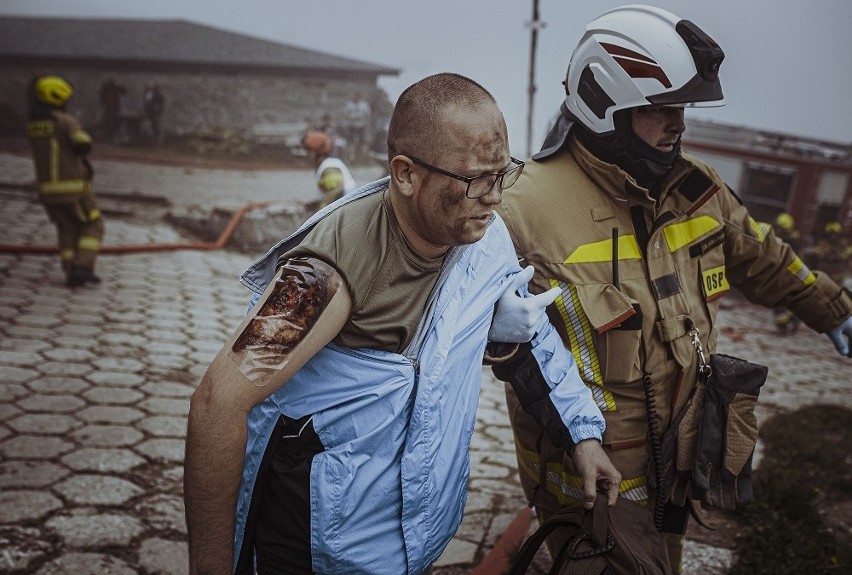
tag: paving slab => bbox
[1,151,848,574]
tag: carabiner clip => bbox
[686,320,712,381]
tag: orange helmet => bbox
[302,130,332,156]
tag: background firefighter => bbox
[26,75,105,288]
[808,221,851,291]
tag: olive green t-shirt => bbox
[283,188,444,353]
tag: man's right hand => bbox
[488,266,560,343]
[572,438,621,509]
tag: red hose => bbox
[0,201,274,254]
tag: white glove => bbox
[488,266,561,343]
[826,316,852,357]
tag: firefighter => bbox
[810,221,851,289]
[493,5,852,572]
[26,75,104,287]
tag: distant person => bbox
[99,77,126,143]
[809,221,851,289]
[143,84,165,144]
[26,75,104,287]
[344,91,371,162]
[301,129,357,209]
[318,113,345,157]
[184,72,619,575]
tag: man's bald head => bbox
[387,73,499,162]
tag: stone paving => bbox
[1,150,849,574]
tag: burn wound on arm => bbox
[230,257,343,385]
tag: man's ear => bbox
[389,155,418,198]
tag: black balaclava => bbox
[28,100,56,121]
[574,108,680,192]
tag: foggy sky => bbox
[4,0,850,156]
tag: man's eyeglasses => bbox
[407,155,525,199]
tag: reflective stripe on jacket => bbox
[26,111,93,203]
[236,179,605,574]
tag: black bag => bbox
[509,495,672,575]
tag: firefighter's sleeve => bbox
[70,128,93,155]
[59,112,93,155]
[488,212,605,452]
[492,311,605,453]
[719,187,851,333]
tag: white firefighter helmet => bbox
[564,4,726,134]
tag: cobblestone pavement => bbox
[1,150,849,574]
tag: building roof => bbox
[0,16,399,77]
[685,118,852,167]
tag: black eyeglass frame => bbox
[406,155,525,199]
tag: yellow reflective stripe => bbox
[70,129,92,146]
[543,462,585,505]
[618,475,650,505]
[78,236,101,251]
[662,215,721,252]
[517,447,649,506]
[787,257,816,286]
[564,235,641,264]
[551,280,614,411]
[89,209,102,221]
[60,248,75,261]
[749,217,770,243]
[38,180,91,194]
[50,137,59,182]
[516,448,585,505]
[517,447,544,492]
[26,120,54,138]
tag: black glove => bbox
[691,354,768,511]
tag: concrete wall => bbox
[0,64,392,140]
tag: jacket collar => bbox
[568,136,717,213]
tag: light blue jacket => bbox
[235,179,604,574]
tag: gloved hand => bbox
[826,316,852,357]
[488,266,560,343]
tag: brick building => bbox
[0,16,399,149]
[683,119,852,246]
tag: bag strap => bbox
[508,507,585,575]
[509,496,615,575]
[592,493,608,549]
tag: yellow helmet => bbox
[318,167,345,193]
[34,75,73,107]
[824,221,842,235]
[775,212,795,232]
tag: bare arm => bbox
[184,258,351,574]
